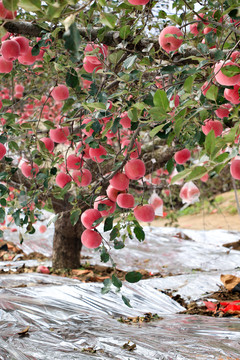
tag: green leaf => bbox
[186,166,208,181]
[153,90,169,111]
[166,158,175,175]
[119,25,131,39]
[221,65,240,77]
[122,295,132,307]
[3,0,18,11]
[100,13,117,29]
[19,0,41,11]
[114,240,125,249]
[125,271,142,283]
[104,216,113,231]
[92,217,103,227]
[134,225,145,241]
[205,85,218,101]
[123,55,138,69]
[31,45,40,56]
[184,75,195,93]
[47,214,58,227]
[205,129,216,156]
[43,121,56,129]
[63,23,81,54]
[171,168,191,184]
[0,208,5,224]
[112,274,122,289]
[110,227,120,240]
[66,68,79,88]
[70,209,81,226]
[149,124,165,137]
[214,152,229,163]
[101,247,110,263]
[101,278,112,294]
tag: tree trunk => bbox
[52,210,85,269]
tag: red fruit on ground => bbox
[39,225,47,233]
[81,229,102,249]
[230,159,240,180]
[89,145,107,163]
[49,127,69,143]
[0,143,6,160]
[94,196,116,216]
[66,154,83,170]
[0,56,12,73]
[12,37,29,55]
[51,85,69,101]
[106,185,125,202]
[21,162,39,179]
[81,209,102,229]
[1,40,20,61]
[214,61,240,86]
[134,205,155,222]
[37,265,50,274]
[109,172,129,191]
[202,119,223,137]
[125,159,146,180]
[117,193,135,208]
[55,172,71,188]
[174,149,191,164]
[39,137,54,152]
[72,169,92,186]
[159,26,183,53]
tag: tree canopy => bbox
[0,0,239,286]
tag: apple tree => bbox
[0,0,239,273]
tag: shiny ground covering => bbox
[1,222,240,359]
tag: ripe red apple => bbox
[12,36,29,55]
[0,143,6,160]
[66,154,83,170]
[89,145,107,163]
[51,85,69,101]
[49,127,69,143]
[0,1,7,18]
[39,137,54,152]
[127,0,149,4]
[81,209,102,229]
[94,195,116,216]
[214,61,240,86]
[37,265,50,274]
[21,162,39,179]
[55,172,71,188]
[125,159,146,180]
[1,40,20,61]
[109,172,129,191]
[224,86,240,105]
[117,193,135,208]
[0,56,12,73]
[83,56,102,73]
[230,159,240,180]
[202,119,223,137]
[215,104,232,119]
[159,26,183,53]
[81,229,102,248]
[134,205,155,222]
[39,225,47,233]
[120,112,131,128]
[18,47,37,65]
[174,149,191,164]
[121,139,141,159]
[72,169,92,186]
[106,185,125,202]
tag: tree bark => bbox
[52,210,85,269]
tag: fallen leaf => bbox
[220,274,240,291]
[71,269,92,276]
[18,326,30,336]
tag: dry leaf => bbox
[220,274,240,291]
[18,326,30,336]
[71,269,91,276]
